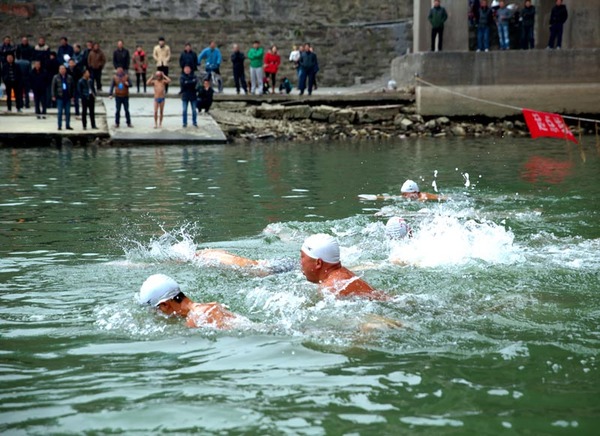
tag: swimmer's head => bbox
[385,217,410,240]
[138,274,181,307]
[401,179,419,194]
[301,234,340,264]
[300,234,340,283]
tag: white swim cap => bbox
[401,179,419,193]
[138,274,181,306]
[301,234,340,264]
[386,217,409,239]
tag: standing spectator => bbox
[87,43,106,91]
[428,0,448,51]
[179,65,198,128]
[198,40,223,93]
[298,43,317,96]
[289,45,300,84]
[46,51,60,108]
[78,68,97,130]
[230,44,247,95]
[153,37,171,92]
[16,36,35,62]
[520,0,536,49]
[16,36,34,109]
[51,64,74,130]
[477,0,492,52]
[81,40,93,71]
[147,71,171,128]
[495,1,513,50]
[197,78,214,114]
[2,53,23,112]
[108,66,133,128]
[113,40,130,71]
[179,43,198,72]
[30,60,48,119]
[56,37,74,62]
[132,46,148,93]
[310,45,320,90]
[264,45,281,91]
[72,44,84,67]
[547,0,568,49]
[67,58,83,117]
[0,36,15,66]
[247,40,264,95]
[33,36,50,70]
[16,56,31,109]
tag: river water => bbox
[1,138,599,434]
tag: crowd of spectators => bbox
[0,34,321,130]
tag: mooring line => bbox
[415,76,600,124]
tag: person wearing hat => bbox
[138,274,244,329]
[385,217,413,240]
[400,179,440,201]
[300,234,389,300]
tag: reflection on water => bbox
[0,138,599,433]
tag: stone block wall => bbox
[0,0,414,86]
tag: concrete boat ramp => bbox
[0,96,227,146]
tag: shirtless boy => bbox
[147,71,171,128]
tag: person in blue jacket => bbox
[198,41,223,92]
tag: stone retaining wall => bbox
[0,1,414,86]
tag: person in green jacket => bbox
[428,0,448,51]
[247,40,264,95]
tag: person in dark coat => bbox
[30,60,49,118]
[113,40,130,71]
[0,36,16,64]
[547,0,568,49]
[56,37,74,63]
[179,43,198,72]
[46,51,60,108]
[51,64,75,130]
[520,0,536,49]
[230,43,247,94]
[67,58,83,116]
[179,65,198,127]
[2,53,23,112]
[196,78,214,114]
[298,43,317,96]
[78,69,97,130]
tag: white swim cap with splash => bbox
[138,274,181,306]
[301,234,340,264]
[386,217,409,239]
[401,179,419,193]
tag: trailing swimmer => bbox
[194,249,296,276]
[300,233,390,301]
[138,273,247,329]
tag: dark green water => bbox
[1,138,599,434]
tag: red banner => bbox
[522,109,577,143]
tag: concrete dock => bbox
[0,95,227,145]
[0,84,412,146]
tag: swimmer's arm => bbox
[146,77,154,85]
[163,74,172,83]
[195,249,260,267]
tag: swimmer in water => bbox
[138,273,245,329]
[385,216,413,240]
[358,180,442,202]
[194,248,296,276]
[400,179,441,201]
[300,234,390,301]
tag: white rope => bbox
[415,76,600,124]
